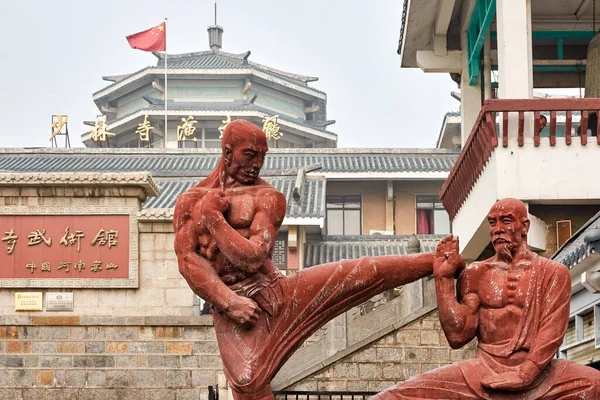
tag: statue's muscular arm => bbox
[173,191,260,326]
[202,188,286,272]
[434,236,480,349]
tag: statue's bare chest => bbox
[224,191,257,229]
[479,267,531,309]
[191,190,257,233]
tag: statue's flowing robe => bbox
[213,257,397,398]
[375,256,600,400]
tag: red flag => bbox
[126,22,166,52]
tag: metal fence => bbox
[273,391,377,400]
[208,385,219,400]
[207,386,377,400]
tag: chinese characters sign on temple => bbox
[89,116,116,142]
[136,115,153,142]
[0,215,129,279]
[262,115,282,140]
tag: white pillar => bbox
[483,33,492,101]
[460,33,482,145]
[496,0,533,99]
[497,0,533,140]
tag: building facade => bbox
[398,0,600,370]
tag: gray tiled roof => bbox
[94,50,325,97]
[304,235,445,268]
[155,51,321,91]
[84,102,335,137]
[0,149,458,177]
[553,211,600,269]
[144,177,325,219]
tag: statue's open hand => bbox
[434,235,465,279]
[226,295,261,328]
[201,191,231,215]
[481,371,534,391]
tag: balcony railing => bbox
[440,98,600,219]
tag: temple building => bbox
[85,25,336,149]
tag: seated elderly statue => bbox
[174,120,437,400]
[374,198,600,400]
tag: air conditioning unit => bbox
[369,230,394,235]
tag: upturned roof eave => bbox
[92,67,326,102]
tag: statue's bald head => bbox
[222,120,268,152]
[489,198,528,223]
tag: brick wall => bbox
[0,316,226,400]
[284,311,477,393]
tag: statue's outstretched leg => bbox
[216,253,434,400]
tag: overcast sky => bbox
[0,0,458,149]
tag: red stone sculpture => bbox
[174,120,436,400]
[374,198,600,399]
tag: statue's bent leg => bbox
[216,255,431,400]
[539,360,600,400]
[371,363,479,400]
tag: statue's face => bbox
[487,199,529,261]
[224,134,268,185]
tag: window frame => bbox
[415,194,451,235]
[325,194,362,236]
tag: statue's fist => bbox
[226,295,261,328]
[201,191,230,215]
[434,235,465,279]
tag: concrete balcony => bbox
[440,99,600,260]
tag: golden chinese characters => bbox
[262,115,282,140]
[57,262,71,272]
[218,115,231,139]
[75,260,85,272]
[28,229,52,247]
[136,115,153,142]
[91,229,118,248]
[59,226,85,252]
[50,114,68,141]
[26,262,36,274]
[2,229,18,255]
[89,116,116,142]
[90,261,102,272]
[177,116,198,141]
[41,262,51,272]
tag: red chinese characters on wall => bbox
[0,215,129,279]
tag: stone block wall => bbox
[284,311,477,393]
[0,226,196,318]
[0,316,226,400]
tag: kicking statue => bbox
[374,198,600,399]
[174,120,436,400]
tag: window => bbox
[326,195,361,235]
[416,195,450,235]
[177,127,222,148]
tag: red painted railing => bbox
[440,98,600,220]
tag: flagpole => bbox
[164,17,168,148]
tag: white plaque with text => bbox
[46,293,74,311]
